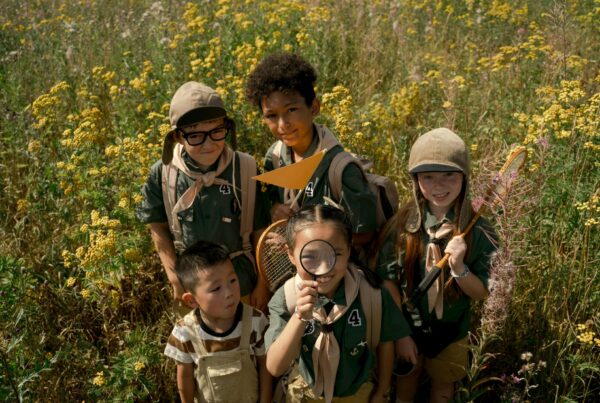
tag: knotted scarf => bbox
[169,143,235,228]
[425,221,455,319]
[294,264,361,403]
[283,124,341,208]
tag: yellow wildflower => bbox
[92,371,105,386]
[66,277,76,287]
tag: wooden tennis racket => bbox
[256,219,296,292]
[410,146,528,306]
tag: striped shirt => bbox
[164,303,268,364]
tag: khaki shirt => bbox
[137,152,271,296]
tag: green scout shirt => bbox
[263,126,377,234]
[137,151,271,296]
[265,279,410,397]
[375,208,497,340]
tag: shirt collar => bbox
[423,207,456,231]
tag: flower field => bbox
[0,0,598,401]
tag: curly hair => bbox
[245,52,317,110]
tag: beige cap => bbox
[408,128,469,174]
[406,128,472,233]
[162,81,227,164]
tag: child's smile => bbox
[417,171,464,219]
[260,90,320,157]
[288,223,350,299]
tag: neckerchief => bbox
[294,264,361,403]
[169,143,234,222]
[283,124,340,208]
[425,220,455,319]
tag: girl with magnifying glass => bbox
[264,204,411,403]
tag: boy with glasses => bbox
[137,81,271,311]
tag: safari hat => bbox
[162,81,227,164]
[405,128,472,233]
[408,128,469,175]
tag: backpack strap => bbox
[270,141,284,170]
[327,151,367,202]
[283,276,297,315]
[231,152,257,268]
[356,269,381,350]
[161,162,185,252]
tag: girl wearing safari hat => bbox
[372,128,498,402]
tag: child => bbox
[373,128,498,402]
[245,52,377,250]
[164,240,272,403]
[265,204,411,403]
[137,81,271,311]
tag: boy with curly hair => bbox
[245,52,377,250]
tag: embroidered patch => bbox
[304,320,315,336]
[347,309,362,327]
[305,181,314,197]
[219,184,231,194]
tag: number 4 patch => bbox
[347,309,362,327]
[305,181,314,197]
[219,184,231,195]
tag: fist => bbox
[444,235,467,269]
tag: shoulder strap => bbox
[271,141,284,169]
[239,304,254,350]
[328,151,367,202]
[234,152,257,265]
[161,162,185,251]
[356,269,382,350]
[283,277,297,314]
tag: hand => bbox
[250,277,271,313]
[271,202,295,222]
[168,274,186,302]
[369,389,388,403]
[444,235,467,270]
[395,335,418,365]
[295,279,318,321]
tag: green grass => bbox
[1,0,598,401]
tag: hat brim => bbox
[177,107,226,128]
[409,163,464,174]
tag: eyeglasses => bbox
[179,125,229,146]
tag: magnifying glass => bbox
[299,239,337,279]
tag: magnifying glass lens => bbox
[299,240,337,276]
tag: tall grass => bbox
[1,0,598,401]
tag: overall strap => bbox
[239,304,254,351]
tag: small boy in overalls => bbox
[164,240,272,403]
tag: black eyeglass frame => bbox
[177,121,231,146]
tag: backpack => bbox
[271,140,398,230]
[328,152,399,230]
[161,151,256,260]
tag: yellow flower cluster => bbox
[92,371,106,386]
[575,194,600,227]
[576,323,600,347]
[134,361,146,372]
[31,81,70,130]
